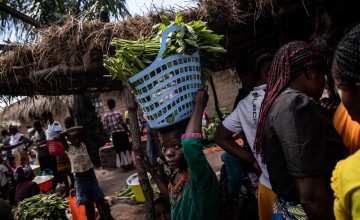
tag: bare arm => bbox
[294,175,335,220]
[185,86,208,134]
[3,161,14,176]
[2,136,28,151]
[214,125,260,171]
[58,132,69,151]
[138,155,169,201]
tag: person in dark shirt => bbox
[253,41,348,219]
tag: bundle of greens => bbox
[104,12,227,91]
[14,194,68,220]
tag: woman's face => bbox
[159,131,186,169]
[333,68,360,123]
[309,67,327,101]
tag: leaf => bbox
[184,39,199,48]
[160,14,170,26]
[175,12,183,24]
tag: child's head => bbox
[157,119,189,170]
[154,197,171,220]
[64,116,76,129]
[67,130,82,148]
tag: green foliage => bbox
[104,12,227,91]
[0,0,130,41]
[14,193,69,220]
[202,108,231,143]
[213,108,231,128]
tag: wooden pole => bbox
[125,88,155,220]
[209,76,223,121]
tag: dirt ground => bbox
[94,150,224,219]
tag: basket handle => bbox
[157,25,182,60]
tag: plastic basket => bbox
[129,26,202,128]
[47,140,66,157]
[33,175,53,192]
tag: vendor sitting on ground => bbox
[14,165,39,203]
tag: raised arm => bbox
[185,86,208,134]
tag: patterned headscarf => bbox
[254,41,326,155]
[334,23,360,83]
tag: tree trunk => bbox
[73,93,108,166]
[125,88,155,220]
[209,76,223,121]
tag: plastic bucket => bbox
[126,173,145,202]
[33,175,53,192]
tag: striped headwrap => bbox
[254,41,326,155]
[334,23,360,84]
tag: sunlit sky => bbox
[127,0,196,15]
[0,1,197,108]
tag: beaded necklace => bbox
[168,168,190,204]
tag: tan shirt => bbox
[66,142,93,173]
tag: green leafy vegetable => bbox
[103,12,227,91]
[14,194,68,220]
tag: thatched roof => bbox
[0,96,73,124]
[0,0,359,97]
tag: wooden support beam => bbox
[0,2,42,28]
[126,88,155,220]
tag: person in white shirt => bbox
[41,111,74,195]
[41,111,63,141]
[214,50,275,220]
[2,126,31,168]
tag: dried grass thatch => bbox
[1,96,74,123]
[0,0,358,97]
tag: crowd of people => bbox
[0,22,359,220]
[143,23,360,220]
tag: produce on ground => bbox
[14,193,68,220]
[116,181,160,201]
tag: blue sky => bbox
[127,0,196,15]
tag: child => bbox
[154,196,171,220]
[59,117,113,220]
[143,86,220,220]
